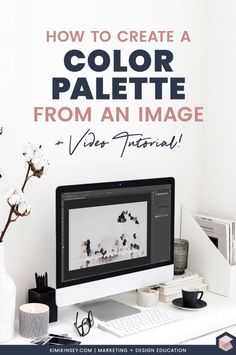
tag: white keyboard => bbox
[98,308,182,337]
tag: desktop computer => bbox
[56,177,175,323]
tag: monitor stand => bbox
[79,299,140,322]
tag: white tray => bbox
[181,206,236,296]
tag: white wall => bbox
[0,0,206,311]
[199,0,236,219]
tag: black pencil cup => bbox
[28,287,58,323]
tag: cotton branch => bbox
[0,143,48,243]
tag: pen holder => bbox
[28,287,58,323]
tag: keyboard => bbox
[98,308,182,337]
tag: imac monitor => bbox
[56,177,174,312]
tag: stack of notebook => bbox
[194,214,236,265]
[158,270,208,302]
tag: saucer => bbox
[172,298,207,311]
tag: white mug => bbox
[137,287,159,307]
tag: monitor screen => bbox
[56,178,174,288]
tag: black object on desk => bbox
[31,334,81,345]
[74,310,94,337]
[172,297,207,310]
[28,272,58,323]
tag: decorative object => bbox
[19,303,49,338]
[137,287,159,307]
[0,143,49,342]
[0,143,49,242]
[0,242,16,343]
[174,238,189,275]
[28,272,58,323]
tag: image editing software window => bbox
[58,183,172,286]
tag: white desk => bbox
[7,291,236,345]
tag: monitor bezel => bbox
[56,177,175,289]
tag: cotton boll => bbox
[26,203,32,213]
[7,189,25,206]
[31,143,42,151]
[22,143,43,162]
[33,148,44,160]
[22,144,32,155]
[31,157,49,177]
[41,159,49,174]
[22,144,34,161]
[18,201,31,215]
[5,186,16,199]
[8,195,18,206]
[22,142,49,178]
[15,190,25,203]
[42,158,48,167]
[17,201,27,214]
[31,157,43,171]
[23,153,33,162]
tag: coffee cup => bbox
[182,288,203,308]
[137,287,159,307]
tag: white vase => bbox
[0,242,16,343]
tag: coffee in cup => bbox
[182,288,203,308]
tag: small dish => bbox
[172,297,207,310]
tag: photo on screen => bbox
[69,201,148,271]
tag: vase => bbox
[0,242,16,343]
[174,238,189,275]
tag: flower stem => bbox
[21,164,31,192]
[0,163,31,242]
[0,206,14,242]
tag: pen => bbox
[35,273,38,290]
